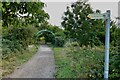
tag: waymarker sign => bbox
[88,10,111,79]
[87,13,108,19]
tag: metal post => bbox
[104,10,110,79]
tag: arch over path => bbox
[36,29,55,38]
[35,29,56,47]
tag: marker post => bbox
[87,10,111,79]
[104,10,110,79]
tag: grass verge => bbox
[1,45,38,77]
[53,46,104,78]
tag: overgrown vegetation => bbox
[2,2,49,57]
[61,1,118,47]
[35,24,65,47]
[1,1,65,77]
[54,42,104,78]
[53,42,119,78]
[2,45,37,77]
[55,0,119,78]
[1,0,119,79]
[1,2,50,77]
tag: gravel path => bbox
[8,45,55,78]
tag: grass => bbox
[53,46,104,78]
[53,47,74,78]
[1,45,38,77]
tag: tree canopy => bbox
[2,2,49,56]
[2,2,49,27]
[61,0,118,47]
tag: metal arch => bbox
[34,29,56,47]
[35,29,55,38]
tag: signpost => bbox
[88,10,110,79]
[87,13,108,19]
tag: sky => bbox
[41,0,120,26]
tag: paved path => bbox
[8,45,55,78]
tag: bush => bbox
[64,41,79,47]
[55,37,65,47]
[2,26,37,57]
[109,47,120,78]
[54,44,104,78]
[54,37,120,78]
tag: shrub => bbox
[2,26,37,57]
[64,41,79,47]
[55,37,65,47]
[109,47,120,78]
[54,45,104,78]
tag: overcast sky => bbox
[41,0,119,26]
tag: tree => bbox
[61,0,103,47]
[61,0,118,47]
[2,2,49,56]
[2,2,49,27]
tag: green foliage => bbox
[64,41,79,47]
[61,0,118,47]
[55,37,65,47]
[110,21,119,46]
[1,2,48,76]
[54,43,104,78]
[54,40,120,78]
[2,45,37,77]
[2,2,48,57]
[109,47,120,78]
[61,1,100,46]
[53,47,75,78]
[37,30,55,44]
[2,2,49,27]
[109,28,120,78]
[2,26,38,57]
[35,22,65,46]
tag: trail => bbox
[8,45,55,78]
